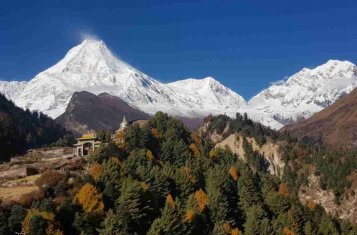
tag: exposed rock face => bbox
[215,134,285,176]
[299,173,357,224]
[56,91,151,136]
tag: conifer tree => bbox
[206,165,237,225]
[99,158,122,185]
[237,169,261,213]
[98,209,130,235]
[147,195,187,235]
[116,176,155,234]
[8,205,26,233]
[244,205,271,235]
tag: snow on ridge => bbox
[1,39,357,130]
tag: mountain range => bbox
[0,39,356,130]
[281,86,357,149]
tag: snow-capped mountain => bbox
[1,39,356,130]
[0,81,27,101]
[0,39,248,120]
[248,60,357,128]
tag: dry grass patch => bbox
[0,186,38,200]
[7,174,42,184]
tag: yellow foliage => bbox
[183,167,197,183]
[22,209,64,235]
[90,163,101,182]
[195,189,208,212]
[209,149,217,158]
[191,132,202,145]
[183,209,195,222]
[229,166,238,181]
[146,150,155,161]
[140,182,149,191]
[230,228,241,235]
[167,194,176,209]
[278,184,290,197]
[308,201,315,211]
[74,183,104,215]
[223,223,231,233]
[283,227,295,235]
[189,143,200,156]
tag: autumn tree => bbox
[74,183,104,215]
[22,209,63,235]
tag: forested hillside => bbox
[0,93,72,161]
[1,112,356,234]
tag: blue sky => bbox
[1,0,357,100]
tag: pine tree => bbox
[8,205,26,233]
[318,215,339,235]
[99,158,122,185]
[288,204,306,235]
[244,205,271,235]
[147,196,187,235]
[206,165,237,225]
[98,209,130,235]
[304,221,316,235]
[237,171,261,213]
[116,177,154,234]
[140,126,151,149]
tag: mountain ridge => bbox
[0,39,356,130]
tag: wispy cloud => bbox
[269,76,289,86]
[270,79,285,86]
[73,28,101,43]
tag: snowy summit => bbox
[0,39,356,130]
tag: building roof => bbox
[78,134,96,140]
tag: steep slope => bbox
[7,39,248,120]
[55,91,151,136]
[281,87,357,148]
[0,81,27,101]
[249,60,357,126]
[0,93,68,161]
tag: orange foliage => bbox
[223,223,231,233]
[209,149,217,158]
[183,209,195,222]
[278,184,290,197]
[288,209,293,220]
[22,209,64,235]
[167,194,176,209]
[151,128,163,139]
[283,227,295,235]
[74,183,104,215]
[184,167,197,183]
[229,166,238,181]
[90,163,101,182]
[195,189,208,212]
[230,228,241,235]
[146,150,155,161]
[110,157,122,166]
[308,201,315,211]
[190,143,200,156]
[140,182,149,191]
[191,132,202,145]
